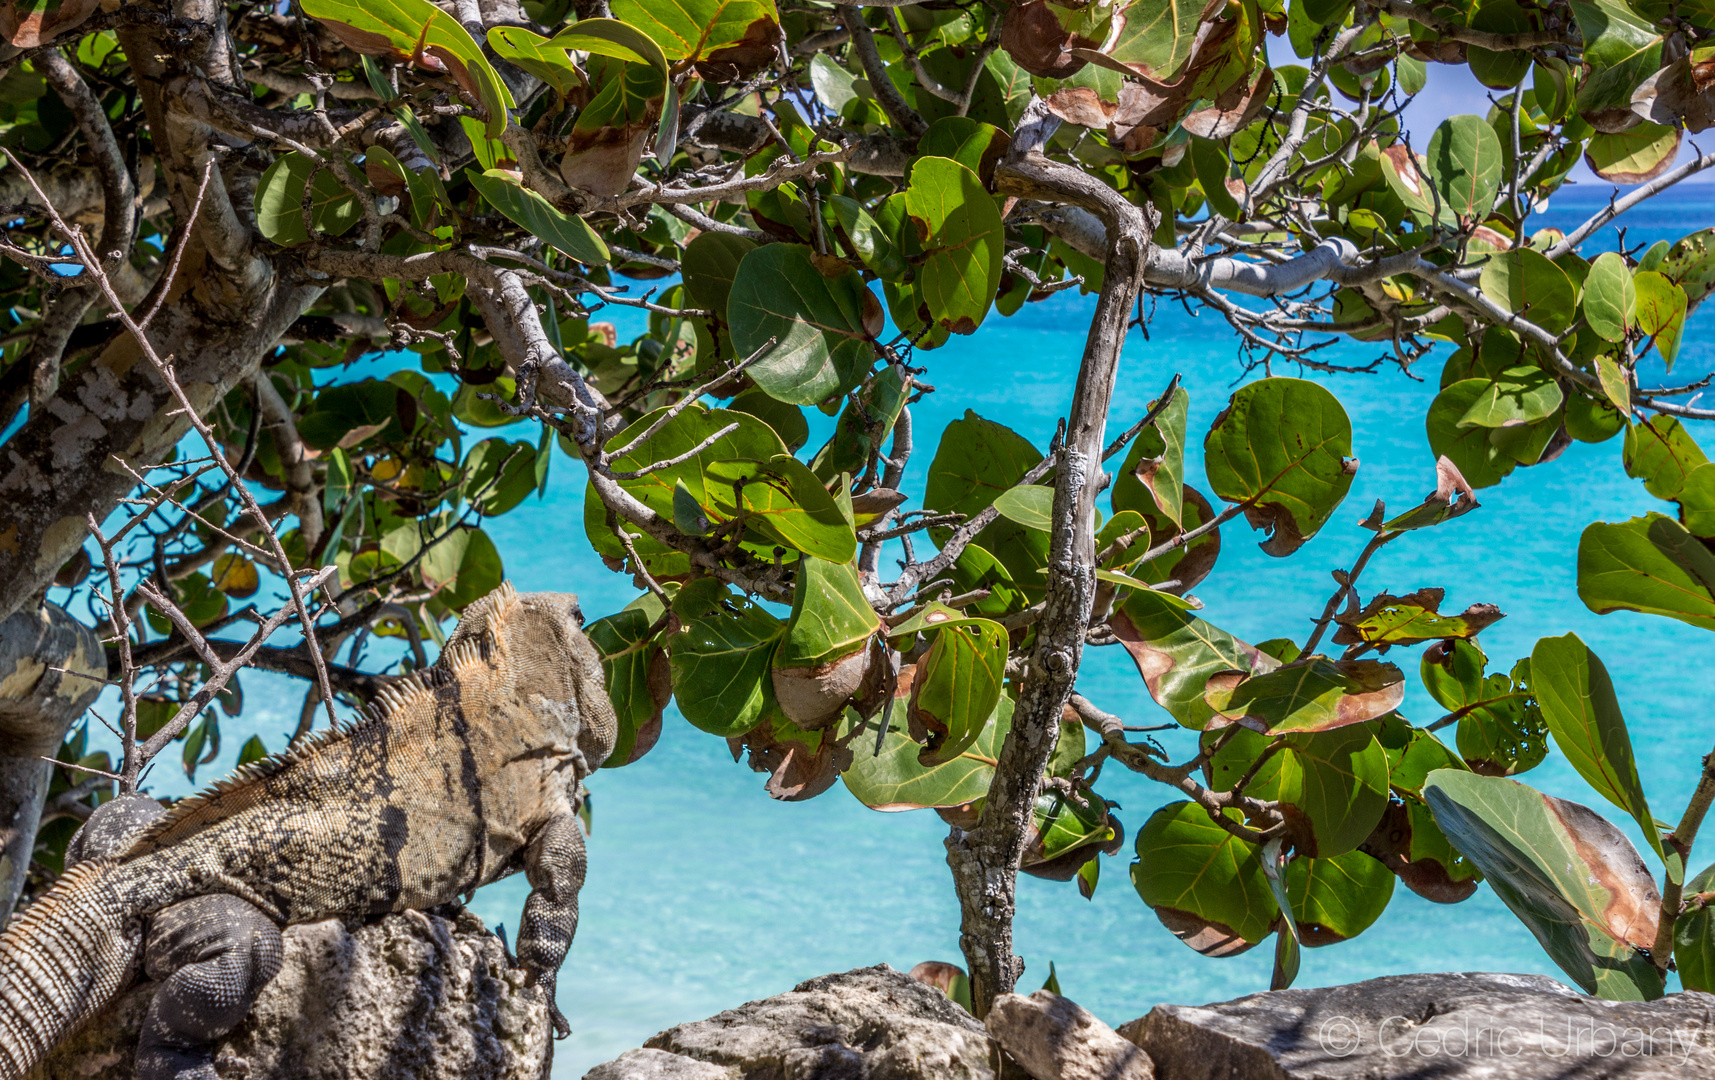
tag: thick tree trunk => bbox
[0,603,106,923]
[946,124,1151,1018]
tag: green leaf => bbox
[1578,513,1715,629]
[485,26,586,95]
[911,618,1007,766]
[549,18,671,73]
[1570,0,1663,123]
[1285,849,1396,944]
[1114,385,1189,527]
[1203,657,1405,735]
[419,526,503,610]
[585,403,787,562]
[1660,226,1715,309]
[772,557,878,727]
[1026,792,1113,866]
[299,0,514,137]
[1478,247,1576,332]
[468,170,609,265]
[1133,802,1278,952]
[586,599,671,767]
[608,0,779,65]
[728,243,879,405]
[1331,587,1504,647]
[682,230,755,318]
[1422,638,1489,712]
[1191,136,1241,221]
[1374,714,1467,795]
[831,194,905,281]
[916,116,1011,188]
[1424,115,1504,221]
[841,696,1010,810]
[1102,0,1205,79]
[924,410,1042,524]
[992,484,1055,531]
[668,578,784,736]
[1259,838,1300,990]
[1633,270,1688,367]
[1456,669,1549,777]
[236,735,269,767]
[561,57,667,196]
[703,454,858,562]
[1242,725,1392,858]
[903,156,1005,335]
[1426,379,1518,490]
[1585,123,1681,184]
[1455,366,1564,429]
[1674,863,1715,991]
[1113,589,1278,730]
[1529,633,1664,866]
[254,152,362,247]
[775,560,874,669]
[1622,416,1707,499]
[460,438,537,516]
[1204,377,1356,556]
[1423,770,1665,1000]
[810,53,858,113]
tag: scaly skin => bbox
[0,584,616,1080]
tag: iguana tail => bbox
[0,859,142,1080]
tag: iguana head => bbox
[442,582,619,775]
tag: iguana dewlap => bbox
[0,584,617,1080]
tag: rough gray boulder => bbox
[1122,971,1715,1080]
[30,906,550,1080]
[587,965,994,1080]
[987,990,1152,1080]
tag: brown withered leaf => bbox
[1153,907,1261,957]
[1182,67,1274,141]
[735,718,854,801]
[697,18,781,82]
[0,0,99,47]
[1358,801,1479,904]
[772,644,875,730]
[1203,656,1404,734]
[1332,586,1504,649]
[562,120,657,198]
[1001,0,1097,79]
[1359,455,1478,532]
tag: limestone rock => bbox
[587,965,994,1080]
[987,990,1152,1080]
[1125,971,1715,1079]
[584,1049,738,1080]
[32,907,550,1080]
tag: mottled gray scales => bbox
[0,585,617,1080]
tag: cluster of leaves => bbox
[7,0,1715,1005]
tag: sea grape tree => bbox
[3,0,1715,1027]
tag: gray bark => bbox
[945,110,1152,1017]
[0,603,106,923]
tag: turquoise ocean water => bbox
[66,184,1715,1076]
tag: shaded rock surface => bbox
[987,990,1152,1080]
[588,965,994,1080]
[31,906,550,1080]
[1123,971,1715,1079]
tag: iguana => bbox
[0,583,616,1080]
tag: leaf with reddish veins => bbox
[1331,587,1505,648]
[1204,657,1406,734]
[1112,588,1278,729]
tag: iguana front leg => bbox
[134,895,283,1080]
[516,812,586,1038]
